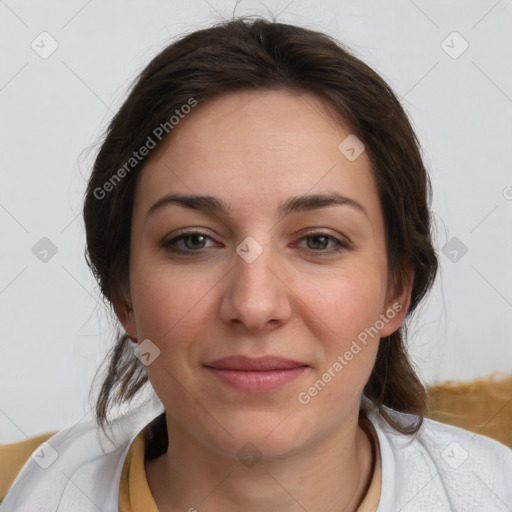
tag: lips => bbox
[203,355,308,371]
[203,355,309,393]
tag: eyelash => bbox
[161,230,350,256]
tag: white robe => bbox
[1,395,511,511]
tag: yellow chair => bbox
[426,372,512,448]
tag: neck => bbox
[145,414,375,512]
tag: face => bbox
[115,89,413,460]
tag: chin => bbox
[202,411,317,462]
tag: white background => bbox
[1,0,511,443]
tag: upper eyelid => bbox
[167,228,345,241]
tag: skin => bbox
[114,89,414,511]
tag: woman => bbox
[1,17,510,512]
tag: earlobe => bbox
[111,287,138,342]
[380,263,414,338]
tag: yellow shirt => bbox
[1,419,381,510]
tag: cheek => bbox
[294,264,385,397]
[297,263,387,342]
[130,265,210,343]
[298,275,382,410]
[333,281,384,339]
[129,268,210,402]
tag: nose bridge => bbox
[236,239,274,291]
[220,235,291,330]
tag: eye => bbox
[160,229,350,256]
[161,230,217,254]
[296,231,350,255]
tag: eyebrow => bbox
[146,192,368,219]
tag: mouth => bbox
[203,355,309,393]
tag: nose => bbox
[218,238,293,332]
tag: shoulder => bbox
[417,415,512,462]
[0,432,58,501]
[414,415,512,483]
[0,400,164,511]
[367,404,512,511]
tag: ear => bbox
[379,262,414,338]
[111,282,138,342]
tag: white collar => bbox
[0,396,164,511]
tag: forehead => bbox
[151,89,353,163]
[133,89,379,221]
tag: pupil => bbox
[310,235,327,250]
[187,234,204,249]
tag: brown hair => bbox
[84,16,438,450]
